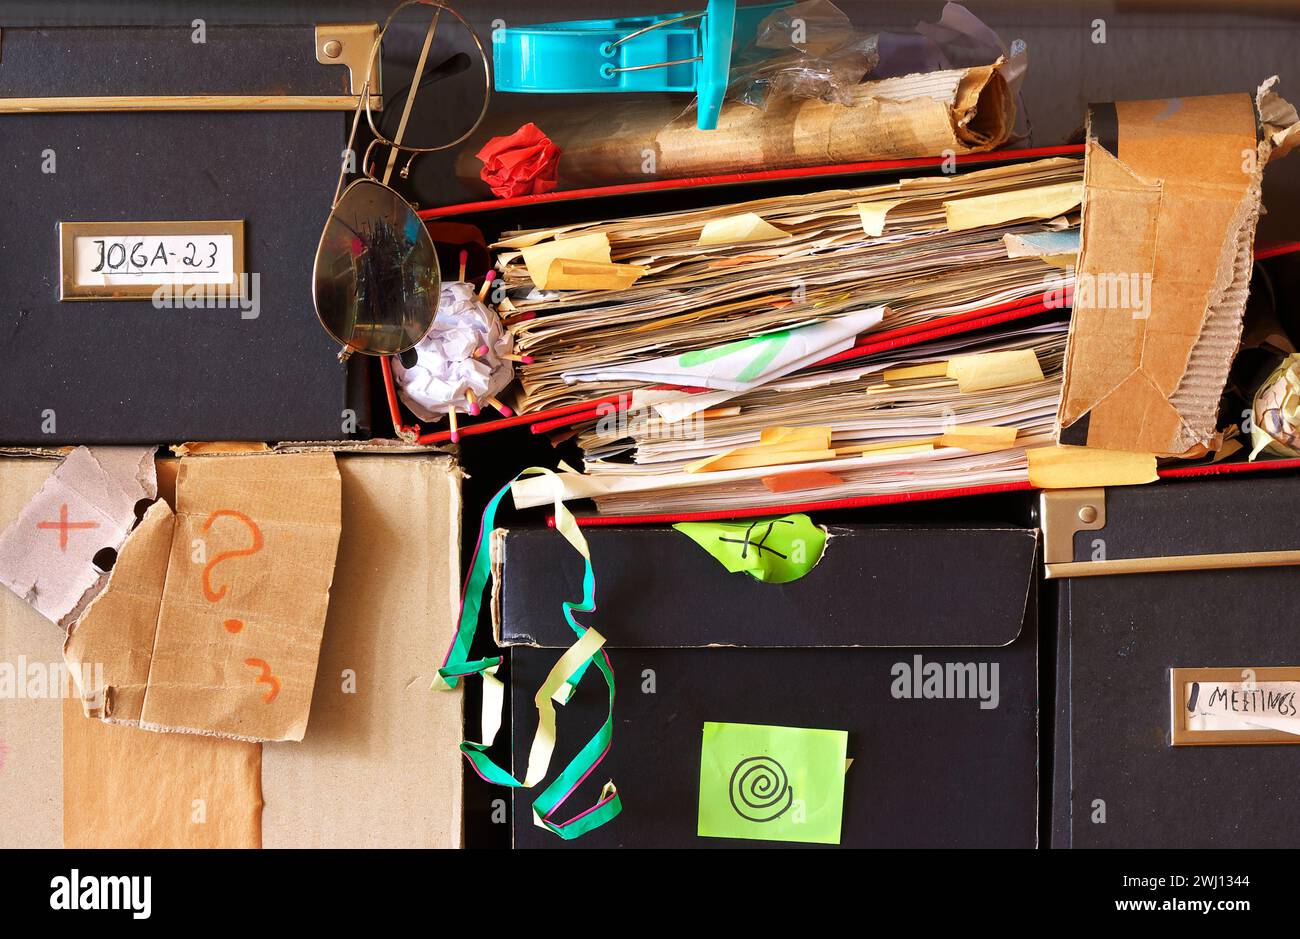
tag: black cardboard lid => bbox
[497,525,1038,650]
[0,26,351,98]
[1069,473,1300,562]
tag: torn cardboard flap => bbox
[1057,80,1299,455]
[0,447,156,629]
[62,451,342,742]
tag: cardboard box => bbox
[495,524,1040,848]
[0,452,464,848]
[1057,82,1298,456]
[1046,476,1300,847]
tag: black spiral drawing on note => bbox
[729,756,794,822]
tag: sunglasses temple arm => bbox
[380,7,442,186]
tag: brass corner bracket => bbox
[1040,488,1106,579]
[316,23,383,106]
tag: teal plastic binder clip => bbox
[493,0,789,130]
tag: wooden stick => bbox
[457,249,468,283]
[447,407,460,443]
[465,389,481,416]
[504,353,534,364]
[477,269,496,304]
[487,395,513,417]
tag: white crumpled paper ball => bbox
[392,281,514,421]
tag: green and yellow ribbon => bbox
[435,468,620,839]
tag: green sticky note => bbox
[673,514,826,584]
[697,721,848,845]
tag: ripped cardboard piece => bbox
[1057,80,1299,455]
[63,451,342,742]
[0,446,156,629]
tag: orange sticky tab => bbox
[762,470,846,493]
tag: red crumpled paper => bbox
[475,123,561,199]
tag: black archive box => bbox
[495,523,1041,848]
[0,24,378,444]
[1047,474,1300,847]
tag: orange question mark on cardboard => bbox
[201,509,263,633]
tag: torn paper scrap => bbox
[561,307,885,392]
[674,514,827,584]
[697,721,847,845]
[0,446,156,629]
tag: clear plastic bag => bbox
[727,0,879,110]
[721,0,1027,140]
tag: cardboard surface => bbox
[1058,85,1297,455]
[261,455,465,848]
[0,453,464,848]
[0,460,68,847]
[62,695,263,849]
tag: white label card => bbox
[59,220,244,300]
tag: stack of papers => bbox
[511,322,1068,515]
[494,156,1082,415]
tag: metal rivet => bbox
[1078,505,1098,524]
[323,39,342,58]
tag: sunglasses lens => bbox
[313,179,440,356]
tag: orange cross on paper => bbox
[36,503,99,551]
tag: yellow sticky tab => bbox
[882,361,949,382]
[544,258,647,291]
[758,426,833,450]
[937,425,1019,452]
[856,198,908,237]
[521,232,612,289]
[946,349,1044,393]
[686,448,838,473]
[523,627,606,788]
[697,212,788,246]
[944,182,1082,233]
[835,441,935,457]
[1027,445,1159,489]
